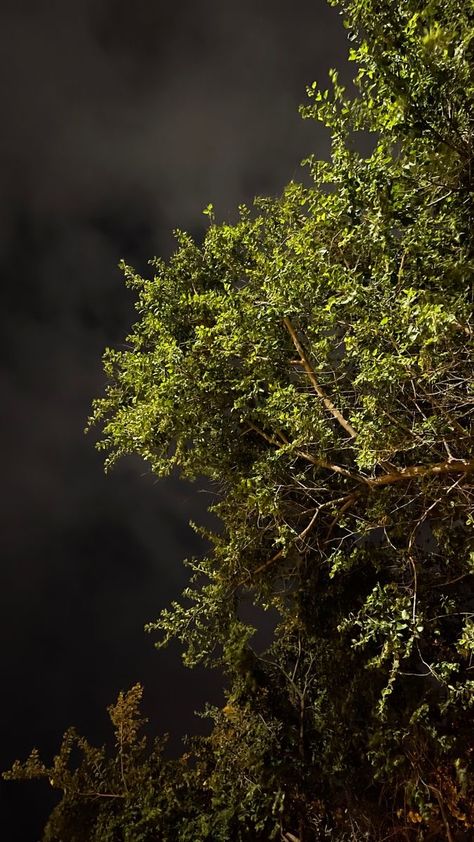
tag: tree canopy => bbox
[6,0,473,839]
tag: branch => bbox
[246,421,474,488]
[295,450,363,482]
[245,420,363,482]
[245,421,281,447]
[248,546,285,580]
[243,493,360,583]
[367,458,474,488]
[326,492,361,539]
[283,317,358,439]
[432,571,473,589]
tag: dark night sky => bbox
[0,2,349,838]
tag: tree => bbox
[6,0,473,838]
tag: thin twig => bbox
[283,317,358,439]
[245,420,362,482]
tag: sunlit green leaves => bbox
[9,0,474,838]
[88,0,474,833]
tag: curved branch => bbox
[367,458,474,488]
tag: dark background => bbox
[0,2,348,838]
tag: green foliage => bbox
[6,0,474,838]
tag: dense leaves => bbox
[6,0,473,838]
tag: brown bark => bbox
[367,458,474,488]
